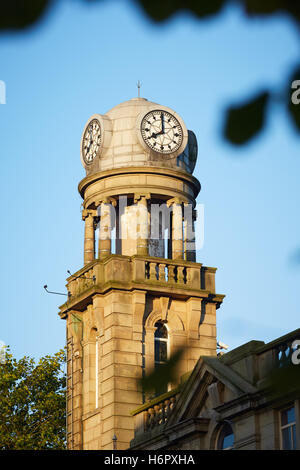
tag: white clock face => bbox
[141,110,183,154]
[82,119,102,164]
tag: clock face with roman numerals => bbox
[82,118,102,164]
[140,110,183,154]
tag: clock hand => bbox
[153,115,165,136]
[161,112,165,134]
[148,114,165,139]
[150,132,162,139]
[89,131,94,148]
[85,132,93,153]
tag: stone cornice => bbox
[59,255,225,317]
[78,166,201,199]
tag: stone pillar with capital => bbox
[135,193,150,256]
[97,198,115,260]
[184,203,196,262]
[168,198,183,260]
[82,209,96,265]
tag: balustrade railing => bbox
[144,395,177,431]
[145,261,188,284]
[275,337,299,368]
[68,266,96,297]
[65,255,202,302]
[254,329,300,376]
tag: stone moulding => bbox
[78,166,201,209]
[59,254,225,318]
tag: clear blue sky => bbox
[1,0,299,359]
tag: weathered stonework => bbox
[130,329,300,450]
[60,97,224,450]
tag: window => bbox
[155,321,168,364]
[154,321,169,396]
[217,422,234,450]
[281,406,297,450]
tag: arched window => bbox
[217,422,234,450]
[154,321,169,395]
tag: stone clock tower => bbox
[59,97,224,450]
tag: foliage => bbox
[1,1,300,146]
[140,348,183,397]
[0,0,51,30]
[2,0,300,30]
[264,363,300,403]
[223,91,270,145]
[0,348,66,450]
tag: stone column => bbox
[170,199,183,260]
[184,204,196,262]
[98,199,113,260]
[82,209,96,265]
[135,194,150,256]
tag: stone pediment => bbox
[130,355,259,450]
[165,356,258,428]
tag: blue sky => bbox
[1,0,299,359]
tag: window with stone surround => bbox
[154,321,169,396]
[216,422,235,450]
[280,406,297,450]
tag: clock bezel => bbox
[136,106,188,159]
[80,113,112,169]
[81,117,102,165]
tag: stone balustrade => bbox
[145,261,188,284]
[274,335,300,368]
[67,266,96,297]
[60,255,220,316]
[131,389,180,440]
[144,395,177,431]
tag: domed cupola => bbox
[80,97,198,175]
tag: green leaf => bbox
[139,348,183,396]
[223,91,269,145]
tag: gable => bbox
[166,356,258,427]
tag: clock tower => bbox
[59,97,224,450]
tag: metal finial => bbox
[137,80,142,98]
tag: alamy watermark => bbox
[0,80,6,104]
[291,80,300,105]
[95,196,204,251]
[291,339,300,365]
